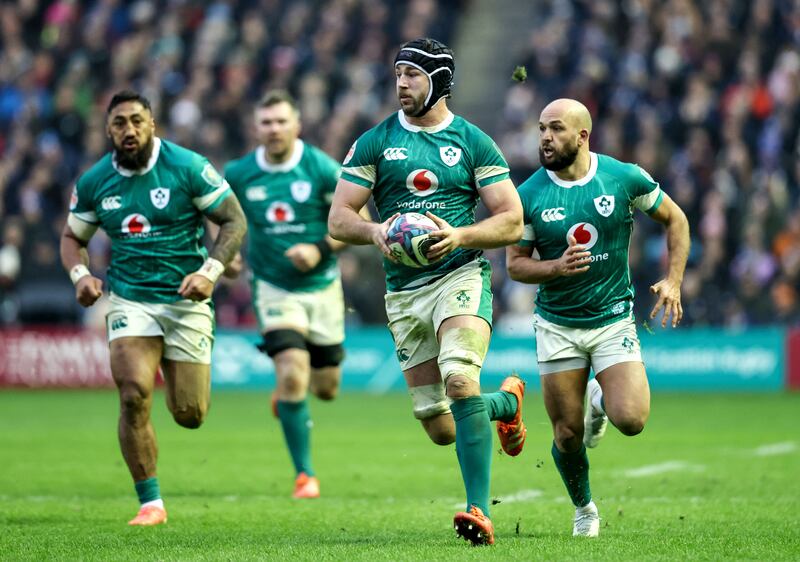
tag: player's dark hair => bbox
[256,90,299,113]
[394,37,455,117]
[107,90,152,114]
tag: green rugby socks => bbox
[481,390,518,422]
[450,396,493,516]
[134,477,161,505]
[276,399,314,477]
[551,441,592,507]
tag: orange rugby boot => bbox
[292,472,320,499]
[453,505,495,546]
[128,505,168,526]
[496,374,527,456]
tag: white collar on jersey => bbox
[112,137,162,177]
[256,139,305,173]
[397,109,454,133]
[546,151,599,188]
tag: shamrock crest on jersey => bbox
[518,152,664,328]
[225,139,342,292]
[341,110,510,291]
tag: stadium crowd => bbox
[0,0,798,329]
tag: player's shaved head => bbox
[540,98,592,135]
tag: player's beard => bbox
[399,92,425,117]
[114,135,154,171]
[539,139,579,171]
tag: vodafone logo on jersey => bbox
[406,169,439,197]
[121,214,152,235]
[566,222,598,250]
[266,201,295,223]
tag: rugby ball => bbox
[385,212,439,268]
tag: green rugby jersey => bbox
[341,110,510,291]
[69,137,232,303]
[518,152,663,328]
[224,140,340,292]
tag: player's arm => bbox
[179,195,247,300]
[506,235,591,284]
[60,219,103,307]
[645,193,690,327]
[425,179,523,261]
[328,178,398,261]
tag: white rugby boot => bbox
[573,500,600,537]
[583,378,608,449]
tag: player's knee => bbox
[426,425,456,446]
[172,403,206,429]
[438,328,486,398]
[421,412,456,445]
[615,415,647,436]
[278,372,307,397]
[554,422,582,452]
[118,382,150,421]
[311,376,339,401]
[445,375,479,399]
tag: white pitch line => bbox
[623,461,704,478]
[451,488,543,508]
[754,441,797,456]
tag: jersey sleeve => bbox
[471,131,510,188]
[67,175,99,241]
[517,184,536,247]
[340,130,380,189]
[190,158,233,213]
[628,164,663,214]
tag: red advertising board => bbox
[0,329,113,387]
[786,328,800,390]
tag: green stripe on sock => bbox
[450,396,493,517]
[551,441,592,507]
[134,477,160,504]
[276,399,314,477]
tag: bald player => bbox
[506,98,690,537]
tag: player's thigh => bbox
[106,294,166,400]
[595,361,650,432]
[306,278,345,348]
[385,285,438,372]
[161,359,211,425]
[109,336,163,399]
[252,277,310,336]
[533,313,591,372]
[539,367,591,431]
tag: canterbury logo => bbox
[101,196,122,210]
[383,147,408,160]
[541,207,566,222]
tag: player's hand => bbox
[75,276,103,307]
[223,252,244,279]
[373,212,400,262]
[285,243,322,272]
[649,278,683,328]
[178,273,214,301]
[425,212,462,261]
[554,235,591,277]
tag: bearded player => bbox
[329,38,526,546]
[506,98,690,537]
[60,90,246,526]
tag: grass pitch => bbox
[1,389,798,560]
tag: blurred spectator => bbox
[0,0,798,328]
[495,0,800,327]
